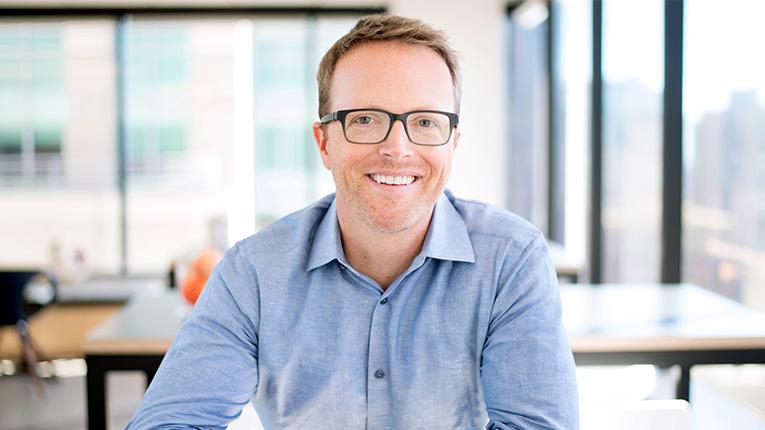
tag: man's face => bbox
[314,41,460,234]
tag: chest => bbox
[256,260,494,371]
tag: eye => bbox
[352,115,373,125]
[416,118,436,128]
[410,114,441,129]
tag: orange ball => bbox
[181,247,223,304]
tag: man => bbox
[128,15,578,430]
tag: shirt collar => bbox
[419,190,476,264]
[306,190,476,272]
[307,197,348,271]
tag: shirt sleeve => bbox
[127,243,260,429]
[481,234,579,430]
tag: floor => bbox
[1,361,764,430]
[0,358,262,430]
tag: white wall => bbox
[390,0,508,207]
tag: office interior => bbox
[0,0,764,429]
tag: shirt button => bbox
[339,264,347,270]
[380,297,388,305]
[374,369,385,379]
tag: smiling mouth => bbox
[368,174,418,186]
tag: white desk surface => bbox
[84,283,765,357]
[84,290,186,355]
[563,283,765,352]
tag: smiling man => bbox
[316,39,460,290]
[128,15,578,430]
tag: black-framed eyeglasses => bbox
[320,108,459,146]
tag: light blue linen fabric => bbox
[127,189,578,429]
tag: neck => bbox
[337,203,433,291]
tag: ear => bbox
[451,127,461,152]
[312,121,332,170]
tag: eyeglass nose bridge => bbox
[380,111,414,143]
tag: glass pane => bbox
[0,23,65,183]
[683,0,765,311]
[252,16,356,228]
[0,20,120,276]
[124,18,253,273]
[312,17,357,197]
[124,15,359,273]
[506,3,549,233]
[554,0,590,266]
[601,0,664,282]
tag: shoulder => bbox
[446,192,555,303]
[445,190,544,251]
[235,193,335,258]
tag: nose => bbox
[378,119,414,159]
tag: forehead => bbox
[330,41,455,112]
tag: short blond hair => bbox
[316,14,462,117]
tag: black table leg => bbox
[85,354,165,429]
[86,356,107,430]
[677,365,691,401]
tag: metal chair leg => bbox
[16,320,46,397]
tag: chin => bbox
[364,205,427,234]
[367,216,416,234]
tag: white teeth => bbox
[370,174,415,185]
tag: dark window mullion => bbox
[661,0,683,283]
[547,0,565,244]
[589,0,603,283]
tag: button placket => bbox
[366,292,392,428]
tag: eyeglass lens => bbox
[343,110,451,145]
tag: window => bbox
[0,19,120,275]
[683,0,765,310]
[0,12,364,277]
[123,15,355,273]
[252,17,353,228]
[506,0,550,234]
[0,23,65,185]
[123,18,240,273]
[554,0,590,263]
[506,0,590,266]
[601,0,664,282]
[124,23,188,178]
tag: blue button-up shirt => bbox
[128,190,578,429]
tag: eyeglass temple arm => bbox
[319,112,337,124]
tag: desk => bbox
[0,304,120,361]
[84,290,185,430]
[83,284,765,429]
[564,284,765,401]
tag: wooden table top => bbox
[0,304,121,361]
